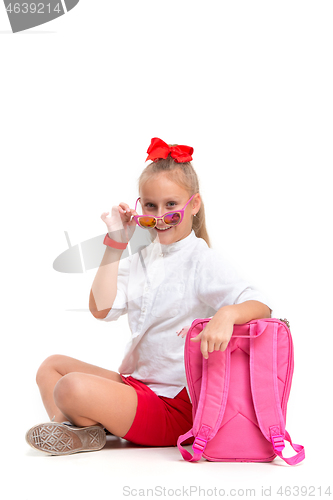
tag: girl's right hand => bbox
[101,203,138,244]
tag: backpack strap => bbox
[250,321,305,465]
[177,325,231,462]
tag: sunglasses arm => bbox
[135,197,141,212]
[183,193,196,210]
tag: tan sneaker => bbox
[25,422,107,456]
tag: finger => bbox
[207,340,216,353]
[122,207,134,219]
[190,332,202,342]
[219,341,229,353]
[100,212,110,221]
[118,206,127,215]
[128,208,138,220]
[200,339,209,359]
[119,203,131,214]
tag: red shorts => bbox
[120,375,193,447]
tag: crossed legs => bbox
[36,355,138,437]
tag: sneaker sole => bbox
[26,422,107,456]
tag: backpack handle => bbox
[232,320,267,338]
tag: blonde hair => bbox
[137,154,211,248]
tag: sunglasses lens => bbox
[138,216,156,228]
[164,212,181,226]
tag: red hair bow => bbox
[146,137,193,163]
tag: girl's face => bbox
[139,173,201,245]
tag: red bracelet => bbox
[103,233,128,250]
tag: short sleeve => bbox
[98,255,131,322]
[195,249,272,312]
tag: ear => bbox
[192,193,202,216]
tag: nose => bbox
[156,216,165,226]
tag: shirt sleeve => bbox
[98,255,131,322]
[195,249,273,312]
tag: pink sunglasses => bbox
[133,194,196,229]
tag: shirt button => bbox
[144,286,149,292]
[160,253,164,257]
[142,307,146,313]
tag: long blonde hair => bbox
[137,155,211,248]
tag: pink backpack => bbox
[177,318,305,465]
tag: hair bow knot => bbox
[146,137,193,163]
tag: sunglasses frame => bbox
[133,194,197,229]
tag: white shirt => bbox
[100,230,272,398]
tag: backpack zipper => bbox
[279,318,290,330]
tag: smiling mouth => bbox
[155,226,172,231]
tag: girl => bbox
[26,137,272,455]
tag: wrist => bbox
[215,305,238,325]
[103,233,128,250]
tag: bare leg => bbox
[53,372,138,437]
[36,354,137,436]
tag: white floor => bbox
[5,418,329,500]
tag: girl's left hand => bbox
[190,311,235,359]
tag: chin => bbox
[154,226,176,241]
[160,228,187,243]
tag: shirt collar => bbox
[154,229,196,253]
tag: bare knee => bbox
[36,354,66,387]
[53,373,84,411]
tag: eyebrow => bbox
[141,198,180,204]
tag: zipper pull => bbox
[279,318,290,329]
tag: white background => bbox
[1,1,332,499]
